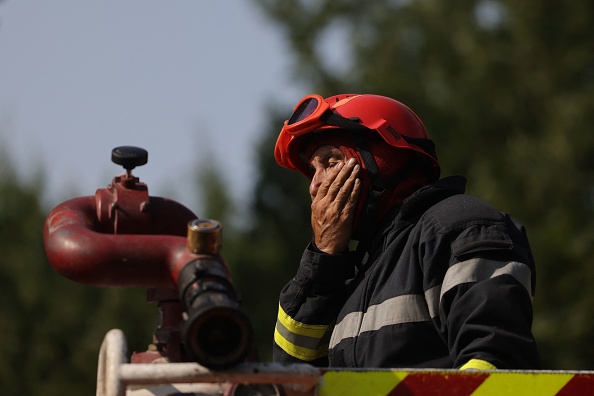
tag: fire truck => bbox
[43,147,594,395]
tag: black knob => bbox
[111,146,148,171]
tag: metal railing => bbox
[96,329,319,396]
[96,329,594,396]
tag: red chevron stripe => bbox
[387,372,489,396]
[556,373,594,395]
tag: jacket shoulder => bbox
[421,194,507,230]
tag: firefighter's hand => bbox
[311,158,361,254]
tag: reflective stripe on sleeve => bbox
[330,294,431,349]
[424,259,533,320]
[424,285,441,318]
[274,304,331,361]
[460,358,498,371]
[440,259,532,300]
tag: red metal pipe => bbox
[43,152,252,367]
[43,179,200,289]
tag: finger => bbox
[328,178,360,231]
[315,161,344,199]
[333,163,360,206]
[321,158,358,200]
[342,177,361,216]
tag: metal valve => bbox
[111,146,148,178]
[187,219,222,255]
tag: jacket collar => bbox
[399,176,467,220]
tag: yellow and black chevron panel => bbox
[318,370,594,395]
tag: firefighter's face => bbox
[307,145,347,199]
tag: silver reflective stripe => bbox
[440,258,532,300]
[424,285,441,318]
[329,294,431,349]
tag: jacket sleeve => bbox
[273,242,356,366]
[422,205,541,370]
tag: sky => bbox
[0,1,306,215]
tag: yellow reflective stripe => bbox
[277,303,329,338]
[460,358,497,371]
[274,303,330,361]
[274,327,328,361]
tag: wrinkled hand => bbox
[311,158,361,254]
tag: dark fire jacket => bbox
[273,176,541,369]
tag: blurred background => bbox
[1,0,594,394]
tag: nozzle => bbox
[178,219,252,369]
[182,291,252,369]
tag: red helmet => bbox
[274,93,440,179]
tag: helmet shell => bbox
[275,94,440,179]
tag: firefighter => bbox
[272,93,541,370]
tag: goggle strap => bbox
[319,110,371,132]
[351,132,385,245]
[351,132,384,192]
[320,109,438,160]
[401,135,438,160]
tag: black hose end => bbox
[182,296,253,370]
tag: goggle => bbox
[282,94,370,137]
